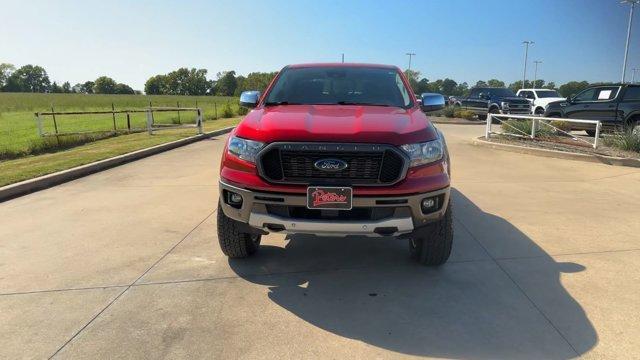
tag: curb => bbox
[472,137,640,168]
[431,117,485,125]
[0,126,235,202]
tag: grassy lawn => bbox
[0,117,240,187]
[0,92,238,157]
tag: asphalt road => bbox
[1,124,639,359]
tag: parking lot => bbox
[1,123,639,359]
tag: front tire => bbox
[217,204,261,258]
[409,201,453,266]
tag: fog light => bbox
[230,193,242,203]
[225,191,243,209]
[421,197,438,214]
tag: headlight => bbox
[400,138,444,167]
[501,101,510,108]
[227,136,264,163]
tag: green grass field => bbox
[0,92,239,158]
[0,92,243,187]
[0,118,240,187]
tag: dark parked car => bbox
[544,84,640,136]
[454,87,531,120]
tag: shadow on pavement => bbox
[229,188,597,358]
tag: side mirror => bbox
[239,91,260,108]
[567,94,575,103]
[420,93,446,113]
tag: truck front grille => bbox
[258,143,407,186]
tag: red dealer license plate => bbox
[307,186,353,210]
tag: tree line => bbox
[144,69,278,96]
[0,63,137,94]
[0,62,603,98]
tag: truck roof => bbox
[518,88,559,91]
[287,63,399,70]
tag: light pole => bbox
[341,53,344,63]
[522,41,534,89]
[406,53,416,71]
[533,60,542,89]
[621,1,639,83]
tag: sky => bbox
[1,0,638,91]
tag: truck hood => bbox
[536,97,566,106]
[234,105,437,145]
[492,96,530,104]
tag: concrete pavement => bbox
[1,125,639,359]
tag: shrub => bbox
[453,109,475,120]
[237,106,249,116]
[220,102,234,118]
[442,106,456,118]
[604,131,640,152]
[548,120,572,133]
[501,119,532,136]
[501,119,556,137]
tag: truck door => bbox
[462,89,480,110]
[566,86,620,123]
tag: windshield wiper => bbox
[264,101,301,106]
[337,101,393,107]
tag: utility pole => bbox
[341,53,344,63]
[522,41,534,89]
[622,1,639,82]
[406,53,416,71]
[533,60,542,89]
[632,68,639,83]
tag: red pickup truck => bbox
[217,63,452,266]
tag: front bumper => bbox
[219,180,450,237]
[500,108,531,115]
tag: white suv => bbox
[516,89,566,115]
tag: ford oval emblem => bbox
[314,158,348,172]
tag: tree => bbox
[145,75,166,95]
[114,83,135,94]
[80,81,94,94]
[474,80,488,88]
[93,76,117,94]
[144,68,210,95]
[454,82,469,96]
[0,63,15,89]
[558,81,590,97]
[214,71,238,96]
[440,78,458,95]
[165,68,210,95]
[243,72,277,92]
[487,79,505,88]
[50,82,62,93]
[62,81,71,93]
[3,64,51,92]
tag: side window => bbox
[623,87,640,101]
[468,89,480,98]
[574,88,596,102]
[593,87,619,101]
[520,91,534,99]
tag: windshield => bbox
[486,88,517,97]
[264,66,413,108]
[536,90,561,98]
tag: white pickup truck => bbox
[516,88,566,115]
